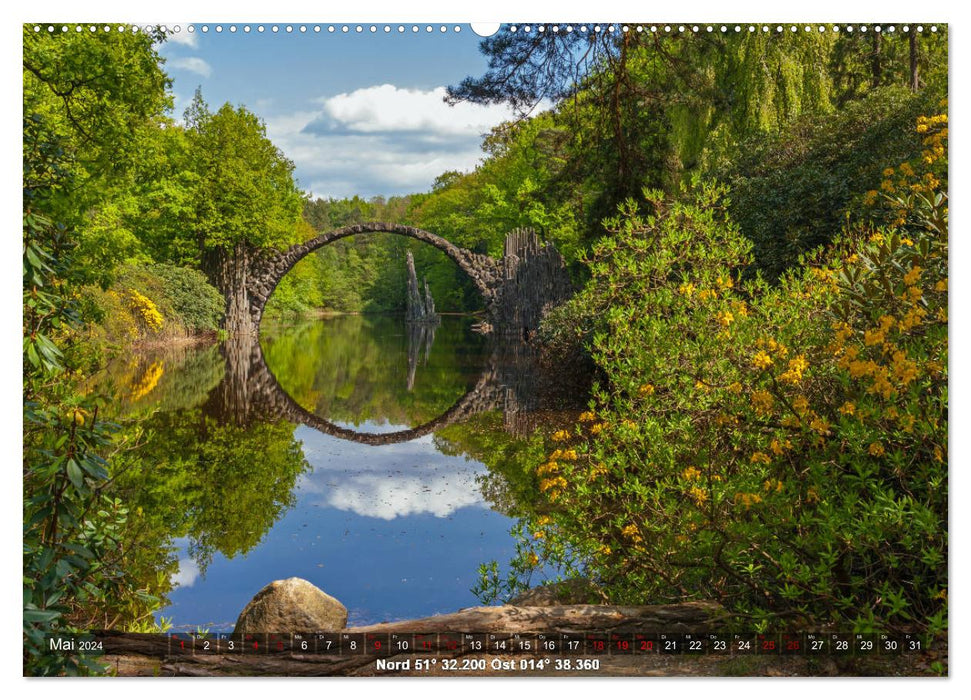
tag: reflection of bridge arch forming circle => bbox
[253,344,500,446]
[247,222,504,330]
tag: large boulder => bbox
[234,578,347,633]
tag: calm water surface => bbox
[96,315,584,631]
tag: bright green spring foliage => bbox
[520,112,947,633]
[23,25,174,676]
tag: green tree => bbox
[23,24,174,675]
[180,90,304,335]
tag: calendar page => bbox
[21,13,949,680]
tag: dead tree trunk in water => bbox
[405,251,439,323]
[204,243,256,337]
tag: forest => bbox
[23,23,947,675]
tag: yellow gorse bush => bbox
[126,289,164,332]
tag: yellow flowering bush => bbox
[527,114,947,634]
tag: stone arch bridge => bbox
[215,223,572,338]
[202,330,584,446]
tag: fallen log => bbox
[91,602,727,677]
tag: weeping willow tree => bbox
[449,25,843,235]
[665,29,836,175]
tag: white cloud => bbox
[263,85,523,199]
[162,28,198,48]
[167,56,211,78]
[171,557,200,588]
[306,84,514,136]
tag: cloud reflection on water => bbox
[295,424,488,520]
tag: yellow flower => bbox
[734,492,763,508]
[537,461,559,476]
[578,411,596,422]
[838,402,856,416]
[728,382,743,394]
[551,429,570,442]
[638,383,655,396]
[935,279,948,292]
[779,355,809,384]
[868,442,885,457]
[809,416,831,435]
[539,476,567,492]
[750,452,771,465]
[599,544,612,556]
[864,328,886,347]
[527,552,540,566]
[717,310,734,327]
[890,350,918,386]
[588,463,609,481]
[126,289,164,332]
[590,422,606,435]
[533,530,545,540]
[752,351,773,370]
[620,524,643,543]
[559,449,579,461]
[792,395,809,413]
[903,266,923,286]
[681,466,702,481]
[678,282,696,297]
[536,516,553,527]
[688,486,708,505]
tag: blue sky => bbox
[156,25,520,199]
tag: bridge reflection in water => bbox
[202,324,589,444]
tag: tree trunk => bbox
[204,244,255,336]
[870,31,882,89]
[909,32,920,92]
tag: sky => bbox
[156,25,521,200]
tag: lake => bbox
[94,315,587,632]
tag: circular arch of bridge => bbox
[254,345,495,446]
[261,222,493,317]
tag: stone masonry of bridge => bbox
[234,223,571,338]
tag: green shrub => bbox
[150,264,224,331]
[522,110,946,633]
[85,263,223,347]
[720,87,941,279]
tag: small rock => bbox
[234,578,347,633]
[508,578,597,606]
